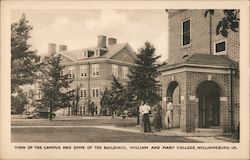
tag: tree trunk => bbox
[49,99,53,121]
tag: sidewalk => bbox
[96,125,238,143]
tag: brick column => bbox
[220,97,231,133]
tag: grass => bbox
[11,127,201,143]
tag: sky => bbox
[12,9,168,62]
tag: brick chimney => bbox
[108,38,117,45]
[48,43,56,55]
[97,35,106,48]
[59,45,67,51]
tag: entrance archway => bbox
[166,81,180,103]
[196,81,221,128]
[166,81,180,128]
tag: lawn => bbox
[11,127,200,143]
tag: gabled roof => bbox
[158,53,238,71]
[58,43,136,62]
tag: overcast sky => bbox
[12,9,168,62]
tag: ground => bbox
[11,115,238,143]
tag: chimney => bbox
[97,35,106,48]
[108,38,117,45]
[48,43,56,55]
[59,45,67,51]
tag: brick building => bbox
[51,35,136,115]
[158,10,239,133]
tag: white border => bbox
[1,1,249,160]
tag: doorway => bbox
[196,81,220,128]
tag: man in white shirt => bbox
[139,101,152,132]
[165,98,173,128]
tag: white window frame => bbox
[112,64,118,77]
[92,64,99,77]
[80,65,87,78]
[83,51,88,58]
[95,49,100,57]
[92,88,99,98]
[80,88,87,98]
[60,70,63,76]
[181,19,191,47]
[68,66,74,78]
[122,66,128,79]
[214,39,227,55]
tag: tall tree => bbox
[128,41,161,105]
[100,87,111,116]
[128,42,161,124]
[11,13,40,93]
[40,55,73,120]
[110,76,125,118]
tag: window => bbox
[80,89,87,98]
[95,49,100,57]
[182,19,191,46]
[122,66,128,79]
[214,40,227,54]
[68,66,74,78]
[60,70,63,76]
[92,64,99,77]
[80,65,87,77]
[83,51,88,58]
[28,90,33,98]
[38,91,42,99]
[92,88,99,98]
[112,64,118,77]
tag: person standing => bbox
[152,102,162,132]
[139,101,144,132]
[140,102,152,133]
[165,98,173,128]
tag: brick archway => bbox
[191,76,226,97]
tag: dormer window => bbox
[95,49,100,57]
[83,51,88,58]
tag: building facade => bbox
[51,35,136,115]
[159,10,239,133]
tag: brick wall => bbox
[168,9,239,64]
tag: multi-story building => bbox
[47,35,136,115]
[158,10,239,133]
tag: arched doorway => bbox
[196,81,221,128]
[166,81,180,103]
[166,81,180,128]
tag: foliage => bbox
[11,13,40,93]
[205,9,239,37]
[40,55,73,119]
[100,76,127,117]
[127,41,161,106]
[87,101,96,116]
[11,90,28,115]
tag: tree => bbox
[127,42,161,124]
[205,9,240,37]
[11,13,40,93]
[11,90,28,116]
[110,76,126,118]
[40,55,73,120]
[72,84,83,115]
[100,76,126,118]
[128,41,161,104]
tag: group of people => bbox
[139,98,173,133]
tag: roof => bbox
[158,53,238,71]
[58,43,135,61]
